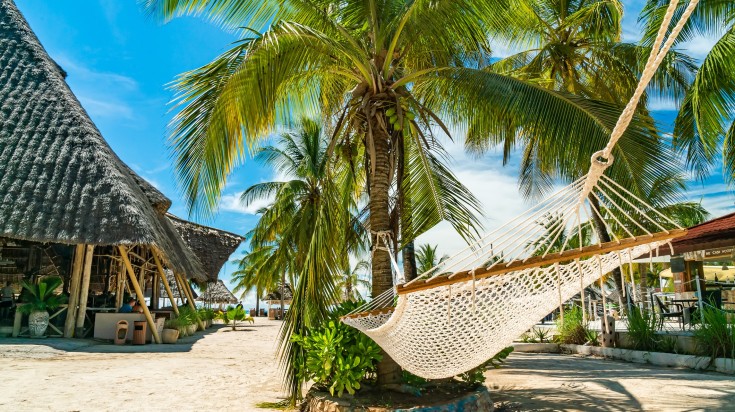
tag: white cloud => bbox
[54,55,138,91]
[77,95,134,119]
[219,192,273,215]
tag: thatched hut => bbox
[0,0,230,342]
[264,283,293,320]
[197,280,238,308]
[167,214,244,282]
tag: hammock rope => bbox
[342,0,699,379]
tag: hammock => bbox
[342,0,699,379]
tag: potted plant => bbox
[17,276,67,338]
[162,318,181,344]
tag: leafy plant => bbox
[555,306,587,345]
[585,329,600,346]
[657,335,679,354]
[17,276,67,314]
[457,346,514,385]
[626,307,659,352]
[519,332,535,343]
[532,327,551,343]
[694,307,734,360]
[177,306,199,327]
[291,302,382,397]
[219,305,253,330]
[164,317,184,330]
[198,308,216,321]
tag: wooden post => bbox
[152,252,179,316]
[118,246,161,344]
[64,244,85,338]
[115,257,125,310]
[75,245,95,337]
[175,272,204,330]
[152,271,160,310]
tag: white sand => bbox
[3,323,734,411]
[0,320,288,412]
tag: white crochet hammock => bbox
[343,0,699,379]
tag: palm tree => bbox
[486,0,697,301]
[239,119,363,399]
[146,0,679,385]
[415,244,449,275]
[231,244,285,316]
[639,0,735,181]
[337,260,371,302]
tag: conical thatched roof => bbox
[0,0,205,281]
[167,214,244,281]
[265,283,293,303]
[197,280,238,304]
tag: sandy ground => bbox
[486,353,735,411]
[2,322,735,411]
[0,320,288,412]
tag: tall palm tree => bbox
[231,244,286,316]
[239,119,360,399]
[639,0,735,181]
[336,260,371,302]
[146,0,679,384]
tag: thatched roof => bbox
[167,214,244,281]
[265,283,293,303]
[161,269,198,299]
[197,280,238,304]
[0,0,205,281]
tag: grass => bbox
[694,307,735,360]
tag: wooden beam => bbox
[397,229,688,296]
[75,245,95,337]
[175,272,205,330]
[119,246,161,344]
[152,252,179,316]
[64,244,85,338]
[115,258,125,310]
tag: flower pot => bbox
[178,326,188,337]
[206,319,212,328]
[162,328,180,344]
[187,324,197,335]
[28,310,49,338]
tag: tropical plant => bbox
[639,0,735,180]
[146,0,681,389]
[694,306,735,360]
[17,276,67,314]
[336,260,371,302]
[585,328,601,346]
[291,302,382,397]
[626,306,659,351]
[555,305,587,344]
[231,244,284,316]
[219,305,253,330]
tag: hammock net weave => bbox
[342,0,699,379]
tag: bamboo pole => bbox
[64,244,85,338]
[152,252,179,316]
[119,246,161,344]
[75,245,95,337]
[115,256,125,310]
[175,272,204,330]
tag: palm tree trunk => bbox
[369,122,401,385]
[255,286,261,317]
[588,196,626,313]
[397,139,417,282]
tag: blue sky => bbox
[14,1,735,305]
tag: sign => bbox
[704,247,735,259]
[670,256,685,272]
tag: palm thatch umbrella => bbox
[197,280,238,309]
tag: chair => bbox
[654,295,684,330]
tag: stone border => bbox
[512,343,734,374]
[303,387,493,412]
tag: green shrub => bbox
[584,328,600,346]
[657,335,678,354]
[694,307,735,359]
[555,306,587,344]
[177,306,198,326]
[627,307,658,351]
[291,302,382,397]
[532,327,551,343]
[18,276,67,314]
